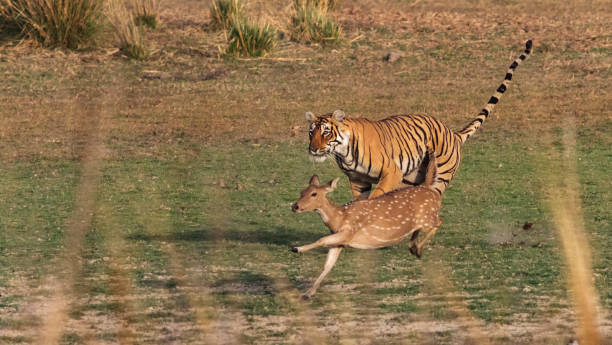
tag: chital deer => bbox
[291,151,442,299]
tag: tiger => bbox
[306,40,532,200]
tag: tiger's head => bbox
[305,110,350,162]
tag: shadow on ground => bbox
[126,223,324,248]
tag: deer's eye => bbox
[311,192,317,197]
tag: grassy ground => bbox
[0,0,611,344]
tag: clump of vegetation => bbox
[293,0,338,11]
[289,4,342,45]
[210,0,242,29]
[133,0,159,29]
[225,16,276,57]
[0,0,104,49]
[0,0,18,33]
[107,0,149,60]
[209,0,275,58]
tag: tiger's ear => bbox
[325,178,340,192]
[309,174,320,186]
[332,110,345,123]
[305,111,316,123]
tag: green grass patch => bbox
[60,332,83,345]
[0,335,28,343]
[379,300,420,314]
[0,128,609,343]
[80,135,607,329]
[0,160,78,284]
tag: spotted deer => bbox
[291,151,442,298]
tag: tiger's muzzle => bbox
[308,148,329,162]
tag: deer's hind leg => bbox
[410,218,442,258]
[411,227,439,258]
[408,230,421,250]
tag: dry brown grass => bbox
[37,278,69,345]
[1,0,609,159]
[543,118,603,345]
[0,0,104,48]
[32,85,110,345]
[209,0,243,29]
[106,0,149,59]
[132,0,160,28]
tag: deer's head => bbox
[292,175,339,213]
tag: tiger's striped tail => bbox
[458,40,533,143]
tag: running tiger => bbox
[306,40,532,199]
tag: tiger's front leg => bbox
[368,169,403,199]
[349,179,372,200]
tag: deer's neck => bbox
[315,200,345,232]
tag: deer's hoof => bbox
[291,247,299,253]
[301,294,311,300]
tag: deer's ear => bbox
[305,111,316,123]
[332,110,345,123]
[326,177,340,192]
[309,174,320,186]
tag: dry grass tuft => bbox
[293,0,338,11]
[209,0,243,29]
[0,0,103,49]
[0,0,19,33]
[106,0,149,60]
[132,0,159,29]
[225,15,276,57]
[289,2,342,45]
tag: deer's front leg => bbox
[292,231,351,253]
[303,246,343,299]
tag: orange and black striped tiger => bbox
[306,40,532,200]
